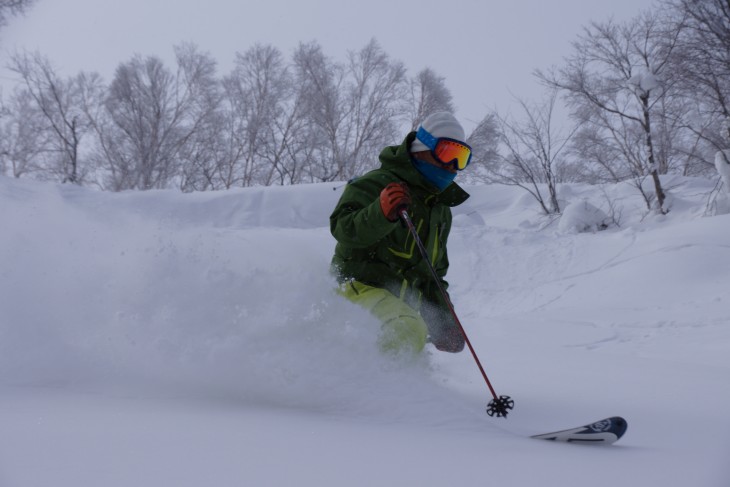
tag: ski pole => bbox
[399,209,514,418]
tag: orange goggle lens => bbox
[416,126,473,170]
[434,139,472,170]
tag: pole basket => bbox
[486,395,515,418]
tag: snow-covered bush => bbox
[558,199,610,234]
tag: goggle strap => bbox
[416,126,438,151]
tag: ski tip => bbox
[609,416,628,440]
[531,416,628,445]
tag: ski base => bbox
[531,416,627,445]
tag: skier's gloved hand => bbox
[379,182,411,222]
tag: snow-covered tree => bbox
[292,39,408,182]
[0,87,53,178]
[341,39,408,179]
[539,11,684,213]
[479,89,578,214]
[406,68,455,130]
[666,0,730,172]
[99,44,219,190]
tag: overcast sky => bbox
[1,0,655,132]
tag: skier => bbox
[330,111,472,355]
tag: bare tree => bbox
[100,44,219,190]
[174,44,222,191]
[0,0,35,30]
[483,90,578,214]
[341,38,408,179]
[666,0,730,162]
[463,112,500,184]
[9,51,91,184]
[2,37,461,189]
[292,41,345,182]
[261,79,308,185]
[292,39,407,182]
[176,105,226,192]
[406,67,455,130]
[220,43,304,187]
[539,11,684,213]
[0,87,51,177]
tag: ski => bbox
[531,416,628,445]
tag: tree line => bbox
[1,0,729,215]
[2,39,456,191]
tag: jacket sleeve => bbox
[329,178,398,248]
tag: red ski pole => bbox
[400,209,514,418]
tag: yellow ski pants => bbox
[338,280,428,355]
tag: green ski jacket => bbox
[330,132,470,310]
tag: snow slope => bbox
[1,175,729,486]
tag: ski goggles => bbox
[416,126,473,170]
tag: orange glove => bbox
[379,182,411,222]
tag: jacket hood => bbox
[378,132,470,207]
